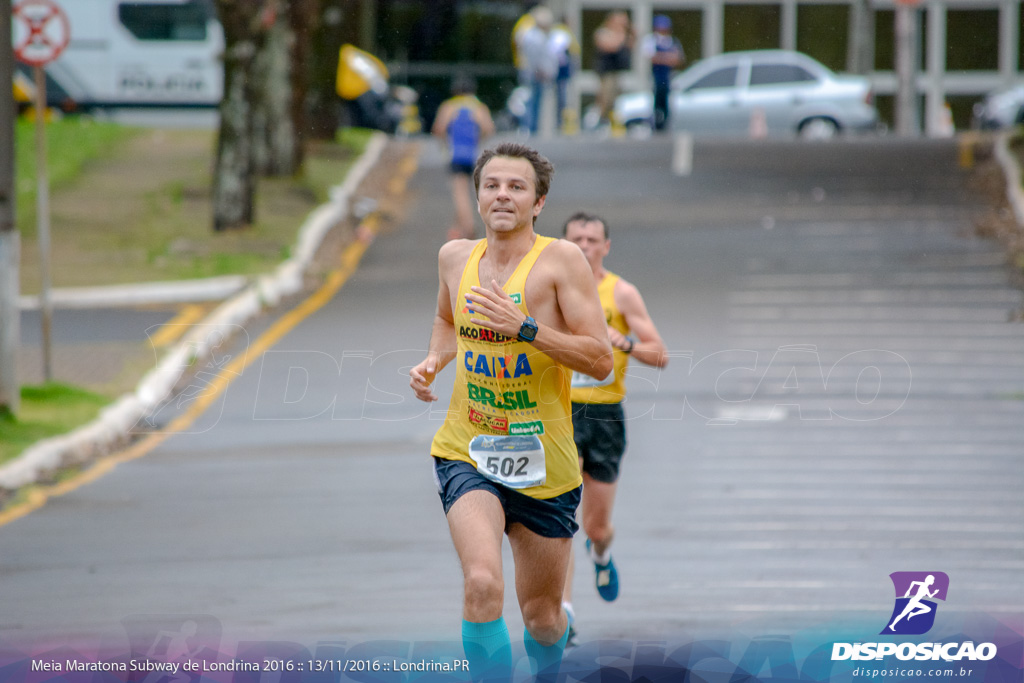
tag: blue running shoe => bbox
[586,539,619,602]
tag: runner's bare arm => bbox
[410,244,463,401]
[431,101,453,140]
[465,241,613,379]
[477,103,496,139]
[613,279,669,368]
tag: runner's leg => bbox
[581,473,617,557]
[508,523,572,678]
[447,489,511,680]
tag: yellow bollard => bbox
[958,131,977,169]
[561,108,579,136]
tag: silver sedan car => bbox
[616,49,879,139]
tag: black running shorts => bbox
[571,401,627,484]
[433,457,581,538]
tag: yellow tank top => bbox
[445,94,484,113]
[570,272,629,404]
[431,236,581,499]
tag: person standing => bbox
[511,8,536,89]
[549,15,580,132]
[409,144,613,681]
[641,15,685,131]
[432,77,495,240]
[559,211,668,641]
[593,11,634,127]
[519,6,559,135]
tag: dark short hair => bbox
[451,74,476,96]
[473,142,554,200]
[562,211,609,239]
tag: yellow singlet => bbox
[444,94,485,113]
[570,272,629,404]
[431,236,581,499]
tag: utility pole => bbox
[894,0,921,136]
[0,0,20,415]
[846,0,875,75]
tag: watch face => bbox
[519,318,538,341]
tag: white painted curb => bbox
[18,276,250,310]
[994,131,1024,228]
[0,132,390,491]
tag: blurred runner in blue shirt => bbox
[432,77,495,239]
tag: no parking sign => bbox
[13,0,70,67]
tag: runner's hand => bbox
[410,354,440,402]
[607,326,629,351]
[466,281,525,337]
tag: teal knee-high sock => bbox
[462,617,512,682]
[523,623,569,682]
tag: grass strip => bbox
[0,383,112,467]
[16,117,140,236]
[19,120,373,289]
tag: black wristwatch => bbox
[517,316,538,342]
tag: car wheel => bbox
[798,117,839,140]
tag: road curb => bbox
[0,131,389,492]
[994,130,1024,228]
[17,276,250,310]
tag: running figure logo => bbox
[881,572,949,635]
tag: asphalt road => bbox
[1,135,1022,674]
[18,307,183,347]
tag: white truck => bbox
[16,0,223,111]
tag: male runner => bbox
[410,144,613,681]
[432,76,494,240]
[560,212,668,638]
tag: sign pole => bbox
[33,64,52,381]
[0,0,18,415]
[13,0,70,384]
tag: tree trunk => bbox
[253,0,298,177]
[307,0,360,140]
[212,0,264,231]
[288,0,319,167]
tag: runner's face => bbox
[477,157,545,232]
[564,219,610,270]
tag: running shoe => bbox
[586,538,619,602]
